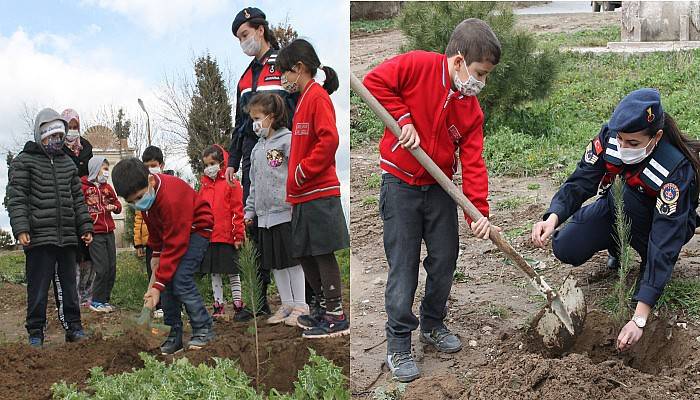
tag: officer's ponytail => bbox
[658,113,700,187]
[276,39,338,95]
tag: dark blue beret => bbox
[232,7,266,36]
[608,88,664,134]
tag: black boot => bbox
[160,326,183,355]
[233,282,271,321]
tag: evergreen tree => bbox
[187,54,233,175]
[3,151,14,216]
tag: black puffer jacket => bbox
[7,108,93,249]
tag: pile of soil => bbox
[400,311,700,400]
[0,315,349,399]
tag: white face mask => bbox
[204,164,220,179]
[66,129,80,139]
[97,170,109,183]
[454,59,485,97]
[619,137,656,165]
[252,115,270,138]
[149,167,162,175]
[240,35,261,57]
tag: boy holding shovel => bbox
[363,18,501,382]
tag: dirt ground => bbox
[0,282,349,399]
[349,12,700,398]
[350,145,700,399]
[351,11,620,78]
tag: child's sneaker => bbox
[28,331,44,348]
[160,327,183,355]
[153,308,164,319]
[297,298,325,330]
[267,304,293,325]
[302,314,350,339]
[285,305,309,327]
[89,301,113,313]
[104,303,115,312]
[212,302,226,319]
[188,328,215,350]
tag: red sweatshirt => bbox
[144,174,214,291]
[363,50,490,221]
[286,80,341,204]
[81,176,122,233]
[198,145,245,245]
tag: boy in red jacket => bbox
[112,158,215,355]
[363,18,501,382]
[82,156,121,313]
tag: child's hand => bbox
[531,214,559,248]
[82,232,93,245]
[470,217,500,240]
[399,124,421,150]
[244,219,254,227]
[105,204,116,212]
[17,232,30,246]
[144,287,160,310]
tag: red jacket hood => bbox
[200,144,228,185]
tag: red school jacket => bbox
[363,50,490,221]
[286,80,341,204]
[144,173,214,291]
[81,176,122,234]
[198,145,245,245]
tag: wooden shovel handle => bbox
[350,73,540,281]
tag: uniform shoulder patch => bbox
[593,137,603,155]
[656,182,680,216]
[584,142,599,165]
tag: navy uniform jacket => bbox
[228,48,297,171]
[545,124,698,307]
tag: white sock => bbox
[229,274,242,302]
[272,268,294,306]
[288,265,307,308]
[211,274,224,304]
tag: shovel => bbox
[350,72,586,352]
[126,263,167,336]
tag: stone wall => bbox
[621,1,700,41]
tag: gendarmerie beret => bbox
[609,88,664,134]
[232,7,266,36]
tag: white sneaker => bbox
[153,309,164,319]
[267,304,293,325]
[89,302,113,313]
[285,305,309,327]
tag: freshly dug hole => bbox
[528,310,696,374]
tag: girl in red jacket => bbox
[276,39,350,338]
[198,145,246,319]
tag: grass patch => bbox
[487,303,510,319]
[504,224,531,240]
[536,25,620,50]
[350,91,385,148]
[0,251,25,284]
[362,195,379,207]
[527,183,541,190]
[600,278,700,319]
[350,18,395,35]
[496,196,528,211]
[365,173,382,189]
[336,248,350,286]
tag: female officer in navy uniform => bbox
[225,7,299,321]
[532,88,700,352]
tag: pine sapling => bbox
[611,177,635,328]
[239,240,264,389]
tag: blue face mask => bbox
[133,188,156,211]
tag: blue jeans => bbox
[161,233,212,331]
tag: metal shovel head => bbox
[135,306,152,327]
[533,274,587,354]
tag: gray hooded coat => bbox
[7,108,93,248]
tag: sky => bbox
[0,0,351,232]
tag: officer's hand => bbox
[225,167,238,185]
[470,217,500,240]
[532,214,558,248]
[399,124,421,150]
[18,232,30,246]
[617,320,643,352]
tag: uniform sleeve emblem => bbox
[584,142,599,164]
[656,182,680,215]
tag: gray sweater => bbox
[245,128,293,228]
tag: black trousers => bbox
[25,245,82,335]
[380,174,459,354]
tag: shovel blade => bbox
[534,275,587,354]
[135,306,153,328]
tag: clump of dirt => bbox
[0,319,349,399]
[0,333,151,400]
